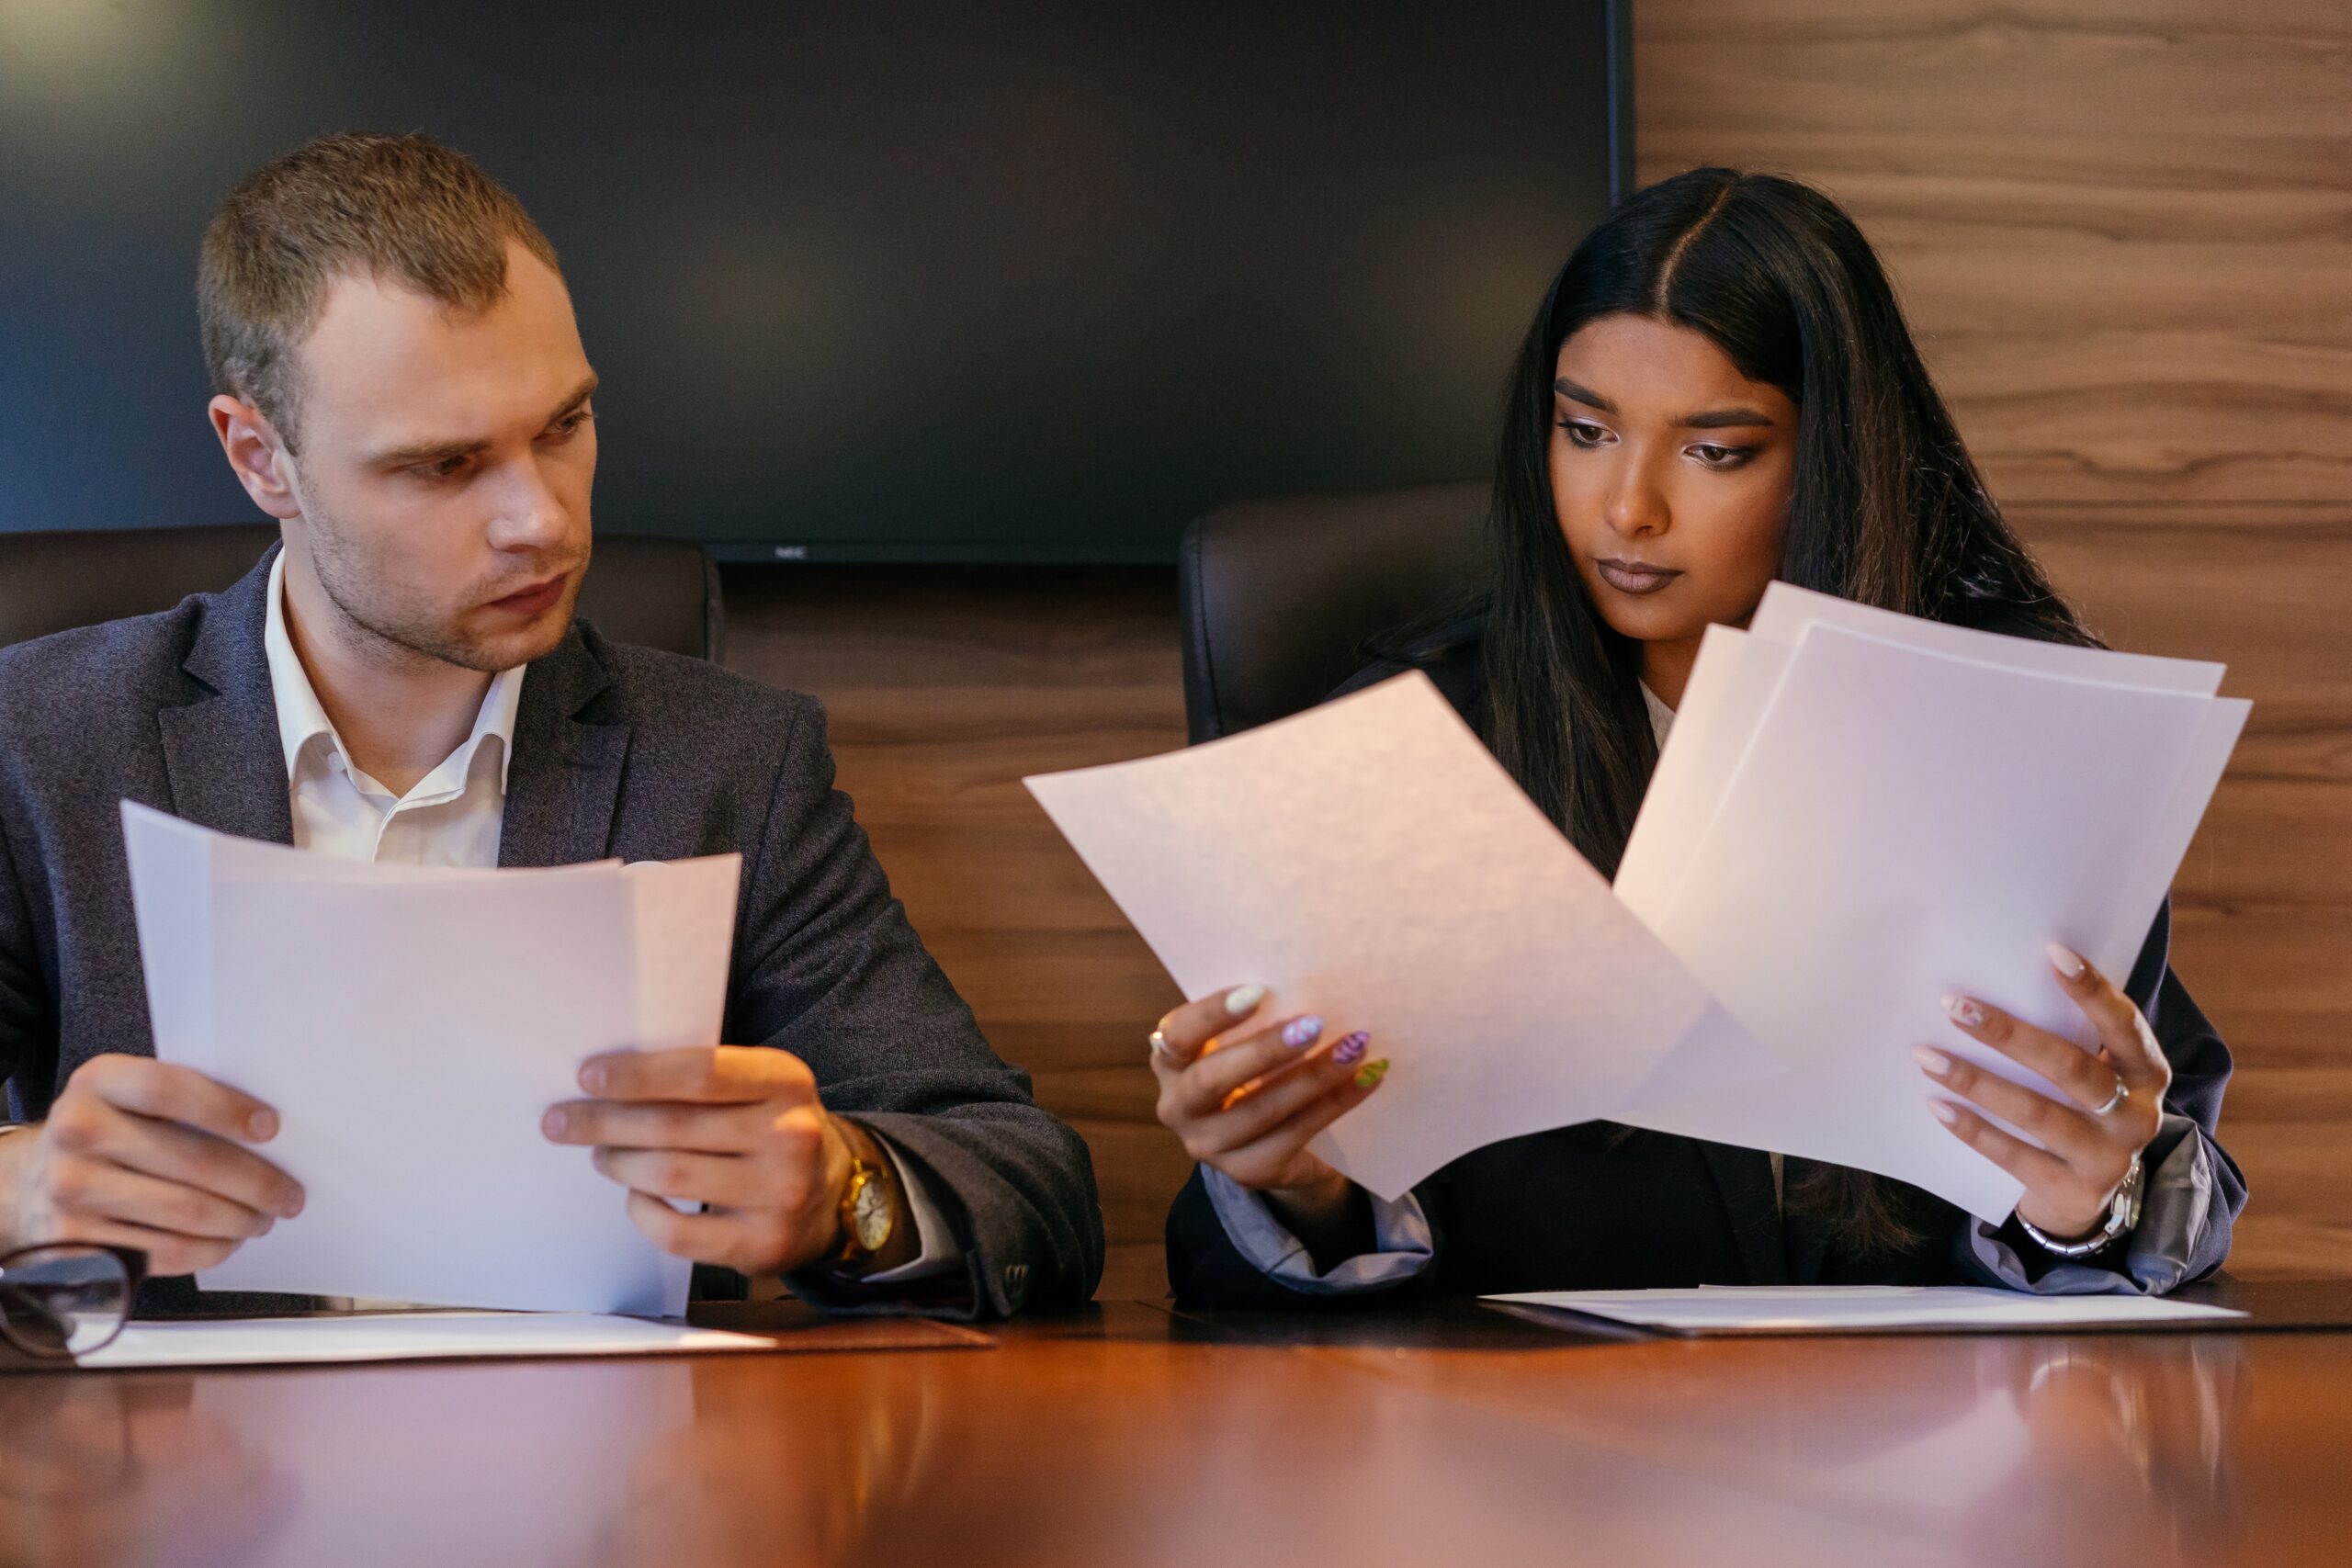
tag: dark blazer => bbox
[0,547,1102,1319]
[1167,630,2245,1306]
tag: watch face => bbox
[852,1176,892,1251]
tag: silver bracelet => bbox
[2017,1152,2144,1258]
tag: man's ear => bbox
[208,395,302,522]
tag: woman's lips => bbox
[1594,558,1683,595]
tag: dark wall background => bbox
[0,1,1623,560]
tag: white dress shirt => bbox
[262,555,955,1288]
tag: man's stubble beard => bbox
[297,479,585,677]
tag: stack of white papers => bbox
[1027,584,2244,1217]
[78,1312,775,1370]
[1611,584,2247,1219]
[122,803,741,1315]
[1484,1285,2247,1336]
[1026,676,1781,1201]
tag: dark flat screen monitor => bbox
[0,3,1631,562]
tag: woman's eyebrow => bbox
[1553,376,1614,412]
[1681,406,1776,430]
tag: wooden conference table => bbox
[5,1280,2349,1568]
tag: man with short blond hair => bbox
[0,131,1101,1318]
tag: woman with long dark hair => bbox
[1151,169,2242,1303]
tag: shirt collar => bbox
[263,550,526,793]
[1638,681,1676,747]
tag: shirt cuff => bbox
[1956,1112,2216,1295]
[1202,1167,1435,1293]
[856,1129,961,1284]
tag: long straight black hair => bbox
[1477,168,2097,1250]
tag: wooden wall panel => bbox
[717,2,2351,1297]
[1634,1,2352,506]
[2018,506,2352,1275]
[718,565,1189,1303]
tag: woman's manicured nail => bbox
[1352,1058,1390,1089]
[1911,1046,1952,1078]
[543,1108,569,1138]
[1928,1100,1961,1127]
[1331,1031,1370,1066]
[1943,995,1984,1029]
[2047,943,2086,980]
[579,1063,608,1094]
[1281,1015,1324,1049]
[1225,984,1268,1017]
[246,1108,277,1141]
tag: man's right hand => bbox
[0,1055,303,1277]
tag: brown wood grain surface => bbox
[1634,0,2352,506]
[10,1291,2352,1566]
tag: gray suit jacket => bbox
[0,548,1102,1318]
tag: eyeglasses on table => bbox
[0,1243,145,1360]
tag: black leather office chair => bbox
[0,525,724,661]
[1177,481,1487,744]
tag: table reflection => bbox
[1369,1319,2256,1565]
[0,1352,938,1568]
[0,1314,2277,1568]
[1805,1334,2249,1561]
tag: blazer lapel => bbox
[498,629,630,868]
[1697,1140,1789,1286]
[157,549,296,846]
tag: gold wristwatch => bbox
[828,1122,901,1270]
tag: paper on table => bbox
[1485,1285,2246,1335]
[75,1312,772,1370]
[1024,672,1782,1201]
[121,802,741,1314]
[1612,621,2245,1220]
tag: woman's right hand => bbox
[1149,985,1385,1231]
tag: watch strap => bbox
[2018,1152,2144,1258]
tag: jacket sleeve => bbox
[1168,1164,1453,1308]
[723,697,1103,1318]
[1955,897,2246,1293]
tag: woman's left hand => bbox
[1917,943,2169,1241]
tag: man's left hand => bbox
[543,1045,853,1275]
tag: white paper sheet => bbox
[1024,673,1784,1201]
[1612,615,2245,1220]
[120,803,740,1314]
[77,1312,771,1369]
[1485,1285,2246,1335]
[1749,582,2226,696]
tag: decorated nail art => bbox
[1942,995,1984,1028]
[2046,943,2086,980]
[1225,983,1269,1016]
[1331,1030,1371,1066]
[1281,1015,1325,1049]
[1352,1058,1390,1089]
